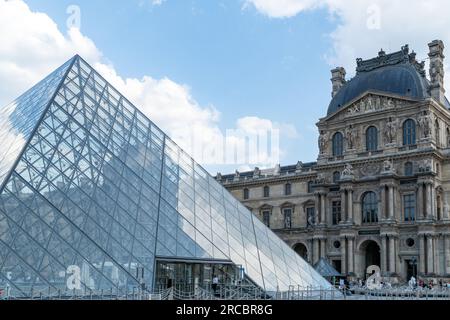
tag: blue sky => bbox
[24,0,335,168]
[2,0,449,175]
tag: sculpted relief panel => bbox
[345,94,406,117]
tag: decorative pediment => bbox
[325,92,416,121]
[259,204,273,211]
[280,201,295,209]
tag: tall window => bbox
[332,201,341,225]
[403,194,416,222]
[243,188,249,200]
[362,192,378,224]
[283,208,292,229]
[333,171,340,184]
[332,132,344,156]
[306,207,315,227]
[307,181,314,193]
[366,126,378,151]
[403,119,416,146]
[263,186,270,198]
[404,162,413,176]
[285,183,292,196]
[435,120,440,146]
[262,211,271,227]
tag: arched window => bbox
[332,132,344,156]
[285,183,292,196]
[362,192,378,224]
[333,171,341,184]
[263,186,270,198]
[366,126,378,151]
[403,119,416,146]
[243,188,249,200]
[404,162,413,176]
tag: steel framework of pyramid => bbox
[0,55,334,297]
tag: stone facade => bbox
[218,41,450,283]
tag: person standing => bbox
[212,275,219,293]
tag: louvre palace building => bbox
[218,40,450,283]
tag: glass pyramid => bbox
[0,55,334,297]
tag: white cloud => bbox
[245,0,450,94]
[0,0,296,172]
[243,0,323,18]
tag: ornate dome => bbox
[327,46,450,115]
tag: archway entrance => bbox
[359,240,381,279]
[293,243,308,261]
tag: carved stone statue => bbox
[233,170,240,181]
[382,159,396,174]
[346,126,358,149]
[418,112,432,138]
[253,167,261,178]
[384,118,398,144]
[366,96,374,111]
[341,163,354,180]
[318,132,328,154]
[315,173,326,184]
[216,172,222,181]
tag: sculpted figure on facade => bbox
[341,163,355,180]
[216,172,222,181]
[382,159,396,174]
[253,167,261,178]
[418,111,433,138]
[346,126,359,149]
[384,118,398,144]
[318,132,329,154]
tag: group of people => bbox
[415,278,450,290]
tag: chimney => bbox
[331,67,346,98]
[428,40,445,105]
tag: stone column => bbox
[434,236,440,276]
[380,185,386,220]
[307,239,313,264]
[313,238,320,265]
[427,235,434,274]
[320,193,326,225]
[341,237,347,275]
[417,184,424,220]
[388,185,395,220]
[431,186,436,220]
[445,235,450,274]
[347,189,353,223]
[419,234,426,275]
[426,183,432,219]
[320,238,326,259]
[347,237,354,274]
[381,235,388,274]
[340,191,346,223]
[389,236,396,273]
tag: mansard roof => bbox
[327,45,450,115]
